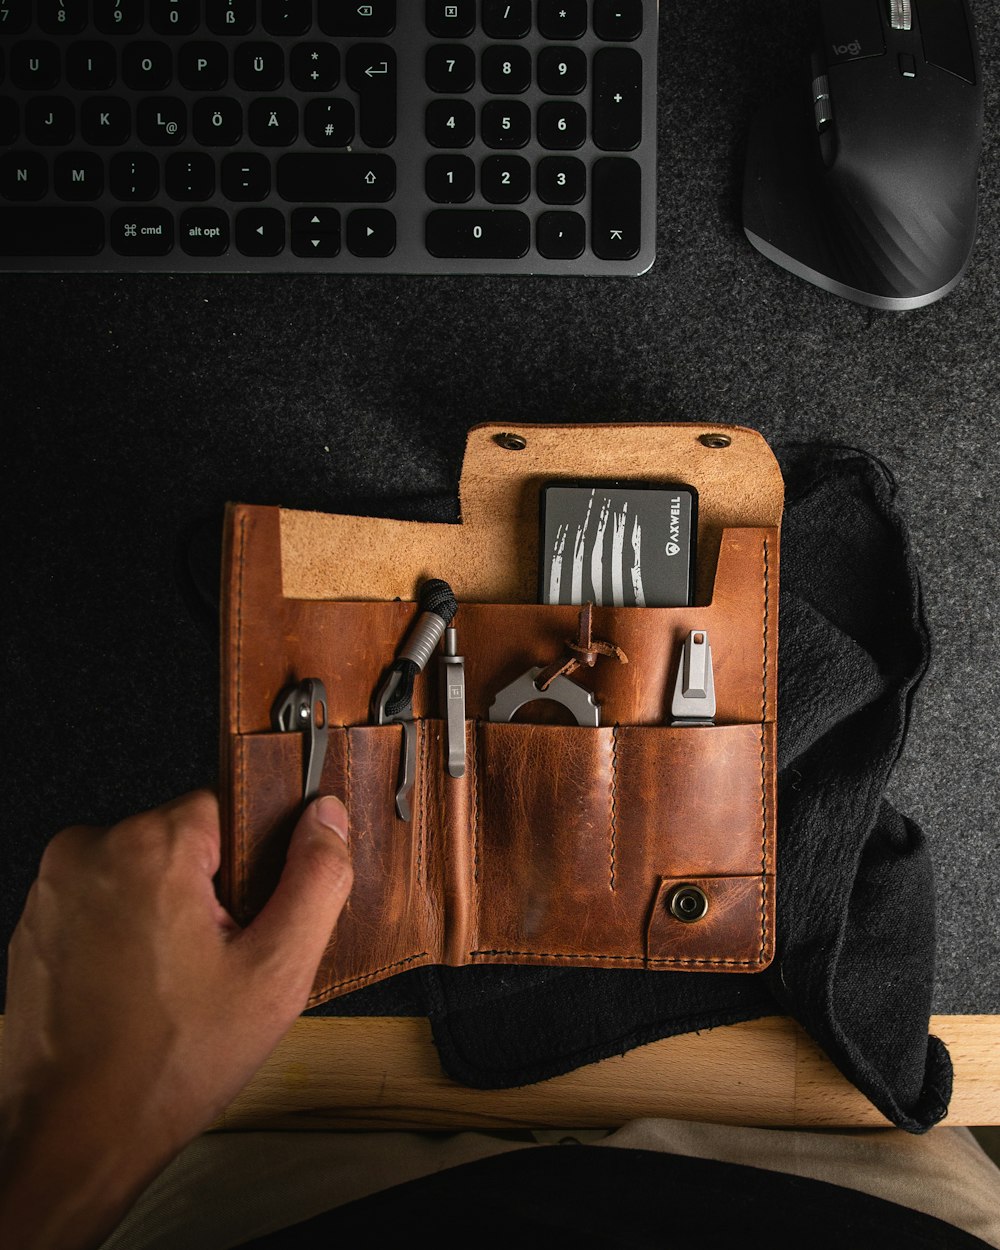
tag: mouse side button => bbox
[821,0,886,65]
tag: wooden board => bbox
[212,1014,1000,1131]
[2,1014,994,1130]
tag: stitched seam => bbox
[236,734,246,906]
[759,535,770,962]
[234,512,247,907]
[472,722,480,888]
[310,952,430,1001]
[470,949,762,966]
[610,724,618,892]
[416,722,425,886]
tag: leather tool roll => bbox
[219,424,782,1006]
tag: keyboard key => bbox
[66,42,117,91]
[93,0,143,33]
[425,208,529,258]
[425,0,473,38]
[150,0,200,34]
[537,46,587,95]
[0,151,48,200]
[193,97,242,145]
[0,206,104,255]
[221,151,270,198]
[290,42,339,92]
[537,209,584,258]
[165,150,215,198]
[261,0,310,34]
[481,0,530,39]
[590,154,639,259]
[25,98,74,146]
[481,45,531,94]
[122,43,172,92]
[346,43,396,147]
[593,47,641,150]
[249,96,298,144]
[38,0,88,35]
[594,0,642,41]
[537,0,585,40]
[54,151,104,200]
[426,98,474,148]
[425,44,474,93]
[303,97,353,147]
[320,0,394,36]
[234,42,283,91]
[276,152,395,201]
[180,205,230,254]
[480,153,529,203]
[0,99,18,146]
[0,0,31,34]
[425,153,474,203]
[235,205,284,254]
[206,0,254,34]
[536,154,585,203]
[346,207,394,256]
[537,100,585,149]
[110,150,159,198]
[136,97,186,145]
[481,99,529,148]
[111,207,174,255]
[81,97,130,145]
[11,43,60,91]
[178,43,228,92]
[291,205,339,256]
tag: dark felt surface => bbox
[1,0,998,1012]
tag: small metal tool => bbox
[374,579,459,820]
[271,678,329,805]
[670,630,716,726]
[441,626,466,777]
[488,666,600,727]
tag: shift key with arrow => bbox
[347,44,397,148]
[277,154,396,202]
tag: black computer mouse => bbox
[743,0,984,310]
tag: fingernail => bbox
[314,796,348,843]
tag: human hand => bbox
[0,790,353,1250]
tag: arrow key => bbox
[347,208,395,257]
[235,206,285,255]
[291,206,341,257]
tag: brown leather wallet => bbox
[219,423,782,1007]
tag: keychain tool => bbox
[375,579,458,820]
[488,666,600,726]
[271,678,329,806]
[670,630,716,726]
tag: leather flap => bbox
[278,422,783,603]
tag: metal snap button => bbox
[495,432,527,450]
[669,883,709,922]
[698,433,732,449]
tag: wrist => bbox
[0,1085,164,1250]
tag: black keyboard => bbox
[0,0,658,274]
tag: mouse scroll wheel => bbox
[888,0,912,30]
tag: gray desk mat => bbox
[1,1,997,1012]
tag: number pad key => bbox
[536,155,585,204]
[481,100,530,148]
[537,101,586,149]
[425,154,474,203]
[538,0,586,39]
[537,46,587,94]
[481,154,529,203]
[426,99,475,148]
[481,46,531,94]
[426,209,530,259]
[481,0,530,39]
[425,44,475,93]
[537,209,585,259]
[425,0,474,38]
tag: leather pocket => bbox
[470,720,775,971]
[227,724,440,1003]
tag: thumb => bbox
[241,795,353,978]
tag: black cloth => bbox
[306,444,952,1134]
[233,1146,993,1250]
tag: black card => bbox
[539,481,697,607]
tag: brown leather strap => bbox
[535,603,629,691]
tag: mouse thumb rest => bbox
[742,78,982,311]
